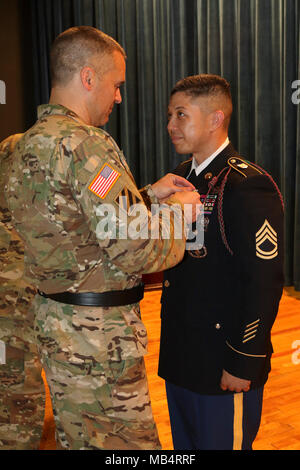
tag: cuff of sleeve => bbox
[224,341,267,381]
[140,184,159,208]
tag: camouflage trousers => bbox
[0,345,45,449]
[34,295,161,450]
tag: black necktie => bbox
[187,168,199,188]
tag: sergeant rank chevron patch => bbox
[255,219,278,260]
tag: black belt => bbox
[38,284,144,307]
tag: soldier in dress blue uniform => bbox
[158,74,284,450]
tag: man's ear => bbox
[80,67,95,91]
[211,110,225,131]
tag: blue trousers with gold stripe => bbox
[165,382,264,450]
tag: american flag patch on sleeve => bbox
[88,163,121,199]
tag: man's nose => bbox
[167,117,176,133]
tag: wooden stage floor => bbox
[40,286,300,451]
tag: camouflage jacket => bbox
[0,134,36,350]
[6,105,186,294]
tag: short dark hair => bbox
[171,74,233,129]
[50,26,126,86]
[171,74,232,102]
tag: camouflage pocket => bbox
[82,411,161,450]
[41,351,160,450]
[84,357,161,450]
[103,305,148,362]
[33,296,109,364]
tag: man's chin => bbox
[173,144,187,155]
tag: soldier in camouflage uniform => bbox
[0,134,45,450]
[6,26,200,450]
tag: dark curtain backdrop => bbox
[29,0,300,289]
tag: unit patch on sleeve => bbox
[255,219,278,260]
[115,187,143,214]
[88,163,121,199]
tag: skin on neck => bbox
[193,134,228,166]
[49,75,92,124]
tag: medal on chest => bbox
[187,189,218,259]
[187,165,231,259]
[200,193,218,231]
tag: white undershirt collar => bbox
[186,137,230,179]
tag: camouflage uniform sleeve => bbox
[0,133,36,349]
[0,134,25,284]
[64,134,186,275]
[223,174,284,381]
[139,185,159,210]
[0,134,23,155]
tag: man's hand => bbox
[151,173,195,201]
[220,369,251,393]
[169,191,202,224]
[151,173,201,224]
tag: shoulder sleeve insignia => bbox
[115,187,143,213]
[256,219,278,259]
[227,157,263,178]
[88,163,121,199]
